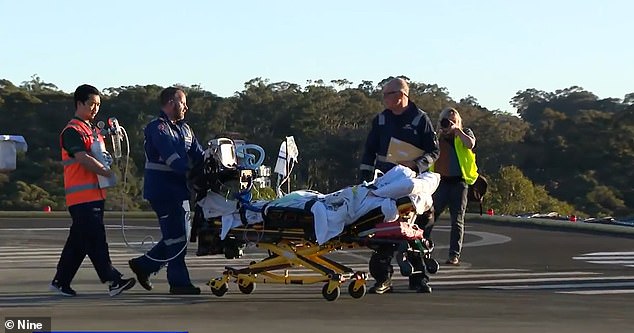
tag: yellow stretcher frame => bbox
[206,198,418,301]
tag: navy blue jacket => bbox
[360,102,439,174]
[143,112,204,202]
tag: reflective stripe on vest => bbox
[62,159,78,166]
[165,152,180,165]
[145,161,175,172]
[378,111,423,127]
[360,163,374,171]
[411,113,423,127]
[378,113,385,125]
[65,183,100,195]
[61,119,106,206]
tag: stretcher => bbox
[197,196,437,301]
[190,138,439,301]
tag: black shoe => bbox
[170,285,201,295]
[415,281,432,293]
[49,280,76,297]
[445,256,460,266]
[368,281,393,294]
[109,277,136,297]
[128,259,152,291]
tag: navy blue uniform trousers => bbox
[133,200,192,287]
[54,200,122,285]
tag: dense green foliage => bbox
[1,76,632,217]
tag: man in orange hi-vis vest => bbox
[50,84,136,297]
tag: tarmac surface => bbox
[1,216,633,333]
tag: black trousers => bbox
[369,208,434,284]
[53,200,121,285]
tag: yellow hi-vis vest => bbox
[431,135,479,185]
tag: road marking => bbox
[422,227,512,249]
[3,245,634,295]
[0,225,159,231]
[579,251,634,256]
[585,260,634,265]
[557,289,634,295]
[431,271,600,279]
[573,256,634,260]
[573,251,634,268]
[488,281,634,290]
[431,275,634,286]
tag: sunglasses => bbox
[382,90,408,98]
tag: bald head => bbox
[383,78,409,96]
[382,77,410,114]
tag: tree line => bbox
[0,75,632,218]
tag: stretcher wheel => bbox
[321,283,340,302]
[210,282,229,297]
[348,281,366,299]
[425,258,439,274]
[238,280,256,294]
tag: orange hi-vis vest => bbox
[60,118,106,207]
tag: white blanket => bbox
[197,166,440,244]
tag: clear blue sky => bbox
[1,0,632,112]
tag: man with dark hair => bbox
[50,84,136,297]
[128,87,205,295]
[359,77,440,294]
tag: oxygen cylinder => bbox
[108,117,123,159]
[90,138,117,189]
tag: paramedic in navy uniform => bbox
[128,87,205,295]
[359,77,440,294]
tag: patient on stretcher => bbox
[195,165,440,249]
[188,138,441,300]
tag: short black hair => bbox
[73,84,100,109]
[160,87,185,106]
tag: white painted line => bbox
[436,268,528,274]
[109,242,159,246]
[106,226,159,230]
[485,281,634,290]
[428,275,634,286]
[0,225,159,231]
[557,289,634,295]
[585,260,634,265]
[574,256,634,260]
[0,227,87,231]
[431,271,600,280]
[0,249,132,255]
[463,231,512,248]
[0,257,272,264]
[580,252,634,256]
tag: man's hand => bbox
[102,167,114,178]
[399,160,417,170]
[75,151,114,177]
[359,170,373,183]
